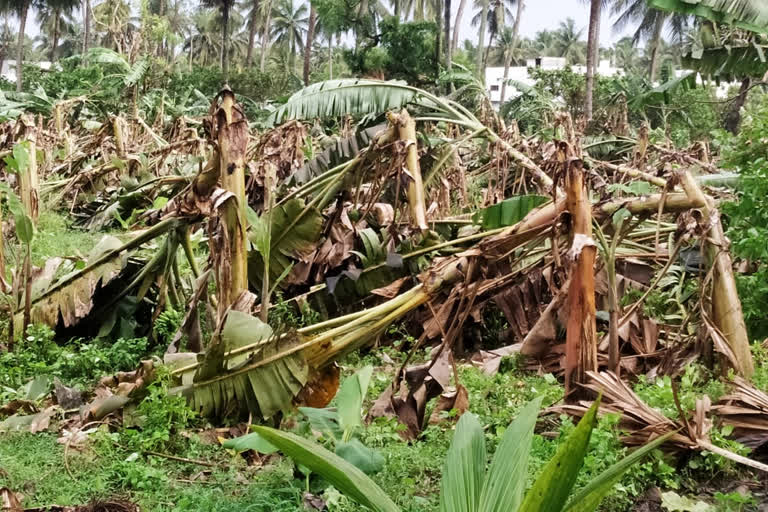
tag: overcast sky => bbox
[455,0,636,47]
[21,0,638,48]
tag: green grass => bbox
[30,211,118,265]
[0,431,307,511]
[0,322,759,512]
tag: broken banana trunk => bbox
[679,171,754,377]
[564,159,597,401]
[169,256,468,420]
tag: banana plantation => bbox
[2,0,768,510]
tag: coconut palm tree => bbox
[472,0,517,71]
[472,0,515,67]
[533,29,556,55]
[184,9,221,66]
[451,0,467,52]
[244,0,261,67]
[0,0,42,91]
[612,36,639,72]
[91,0,134,53]
[553,17,585,64]
[271,0,308,74]
[38,0,80,62]
[494,26,516,103]
[473,0,487,80]
[612,0,690,81]
[202,0,238,79]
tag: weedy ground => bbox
[0,214,763,512]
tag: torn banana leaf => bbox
[171,311,309,419]
[291,123,388,186]
[14,235,129,331]
[247,198,323,288]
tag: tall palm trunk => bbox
[221,1,231,81]
[356,0,369,47]
[511,0,522,46]
[435,0,442,75]
[289,30,295,73]
[188,33,194,67]
[648,13,666,82]
[259,0,272,72]
[476,0,487,83]
[584,0,600,121]
[246,0,260,67]
[451,0,466,52]
[444,0,451,71]
[50,9,60,62]
[15,2,27,92]
[303,4,316,85]
[83,0,90,54]
[500,53,511,103]
[328,34,333,79]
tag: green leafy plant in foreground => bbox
[240,396,672,512]
[224,366,385,476]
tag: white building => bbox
[485,57,621,106]
[1,60,53,83]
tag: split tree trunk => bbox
[19,116,38,223]
[389,109,428,234]
[584,0,600,121]
[112,115,126,158]
[564,159,597,401]
[214,88,249,319]
[679,172,754,377]
[303,4,316,85]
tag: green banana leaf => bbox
[173,311,309,419]
[252,426,401,512]
[648,0,768,33]
[472,196,549,230]
[247,198,323,289]
[268,79,418,126]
